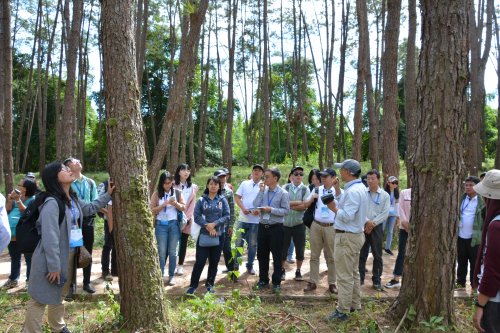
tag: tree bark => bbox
[381,0,401,179]
[262,0,270,167]
[101,0,168,330]
[494,11,500,169]
[0,0,14,192]
[60,0,83,158]
[391,0,469,326]
[148,0,209,192]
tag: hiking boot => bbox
[384,279,401,289]
[1,279,18,290]
[326,309,348,321]
[294,270,303,281]
[303,282,317,292]
[60,326,72,333]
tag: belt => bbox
[314,221,334,227]
[260,223,282,229]
[335,229,354,234]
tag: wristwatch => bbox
[474,299,486,309]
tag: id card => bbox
[321,206,330,218]
[262,213,271,220]
[69,228,84,248]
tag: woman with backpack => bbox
[186,176,230,295]
[2,178,37,290]
[22,162,113,333]
[150,171,185,286]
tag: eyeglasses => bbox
[293,172,304,177]
[61,166,71,172]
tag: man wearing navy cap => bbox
[326,159,368,321]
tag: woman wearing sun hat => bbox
[472,169,500,332]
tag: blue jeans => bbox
[384,216,397,250]
[155,220,180,277]
[8,241,32,281]
[287,239,295,261]
[235,221,259,269]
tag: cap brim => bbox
[333,163,343,169]
[474,183,500,200]
[319,172,332,177]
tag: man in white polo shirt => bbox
[303,168,342,294]
[234,164,264,274]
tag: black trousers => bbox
[359,223,384,284]
[81,217,95,284]
[456,237,478,286]
[257,224,283,286]
[178,232,190,265]
[482,301,500,333]
[101,218,117,275]
[189,235,223,289]
[281,224,306,261]
[222,225,235,271]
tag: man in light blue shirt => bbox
[326,159,368,321]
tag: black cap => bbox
[252,164,264,171]
[319,168,336,177]
[214,169,228,177]
[291,166,304,174]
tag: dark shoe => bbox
[294,270,303,281]
[102,272,113,282]
[247,267,256,275]
[1,279,19,290]
[186,286,197,295]
[384,249,394,256]
[280,269,286,281]
[273,284,281,293]
[384,279,400,289]
[360,279,365,286]
[60,326,72,333]
[373,283,384,291]
[254,281,269,290]
[83,283,96,294]
[364,267,368,273]
[64,286,75,301]
[206,285,215,294]
[350,308,362,313]
[303,282,317,292]
[326,309,348,321]
[329,284,338,294]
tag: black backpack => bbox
[16,192,65,254]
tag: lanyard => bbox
[74,180,86,200]
[70,199,79,227]
[163,193,170,213]
[369,191,380,205]
[346,180,362,190]
[264,190,277,206]
[390,191,395,205]
[461,197,473,214]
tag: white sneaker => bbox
[168,276,176,286]
[175,266,184,275]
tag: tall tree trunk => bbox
[0,0,14,192]
[404,0,417,181]
[381,0,401,179]
[390,0,469,326]
[261,0,270,167]
[196,17,210,170]
[335,0,349,161]
[148,0,209,193]
[466,0,493,174]
[325,0,335,167]
[101,0,167,330]
[494,11,500,169]
[60,0,83,158]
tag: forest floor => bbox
[0,248,476,332]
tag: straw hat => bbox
[473,169,500,199]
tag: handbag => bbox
[199,233,220,247]
[175,189,188,231]
[303,188,319,228]
[76,246,92,268]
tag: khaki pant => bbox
[23,253,75,333]
[334,232,365,313]
[309,221,336,285]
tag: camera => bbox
[321,193,334,205]
[14,189,21,195]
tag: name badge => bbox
[262,213,270,220]
[321,206,330,218]
[69,228,84,248]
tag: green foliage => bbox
[419,316,447,332]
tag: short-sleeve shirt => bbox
[307,185,339,224]
[71,175,98,203]
[235,179,262,224]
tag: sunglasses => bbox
[293,172,304,177]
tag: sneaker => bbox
[102,273,113,282]
[373,283,384,291]
[222,268,229,273]
[1,279,18,290]
[454,283,465,290]
[247,268,256,275]
[280,269,286,281]
[254,281,269,290]
[168,276,177,286]
[186,286,197,295]
[384,249,394,256]
[273,284,281,293]
[206,285,215,294]
[175,266,184,276]
[294,270,303,281]
[384,279,400,289]
[326,309,348,321]
[286,258,296,264]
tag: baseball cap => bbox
[252,164,264,171]
[25,172,36,180]
[319,168,336,177]
[214,169,227,177]
[291,166,304,174]
[222,167,231,175]
[388,176,399,183]
[334,159,361,176]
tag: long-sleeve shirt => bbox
[223,184,236,228]
[334,179,368,233]
[253,185,290,225]
[194,194,230,236]
[478,217,500,299]
[398,189,412,229]
[366,188,390,226]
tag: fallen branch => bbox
[394,308,408,333]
